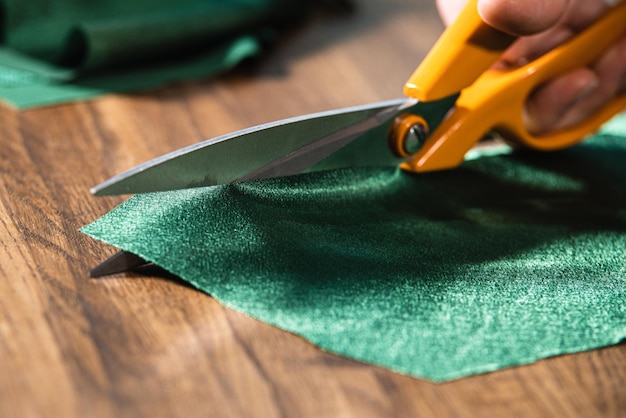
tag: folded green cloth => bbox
[82,114,626,382]
[0,0,312,108]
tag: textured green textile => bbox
[0,0,310,108]
[82,114,626,382]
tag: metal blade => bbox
[92,98,416,196]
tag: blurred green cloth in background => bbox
[82,114,626,382]
[0,0,314,108]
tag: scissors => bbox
[90,0,626,276]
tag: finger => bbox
[524,68,599,134]
[560,0,610,31]
[437,0,570,33]
[492,0,610,69]
[497,27,574,68]
[553,34,626,130]
[478,0,569,35]
[524,34,626,134]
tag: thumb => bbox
[477,0,570,35]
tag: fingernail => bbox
[603,0,624,6]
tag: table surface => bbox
[1,1,624,417]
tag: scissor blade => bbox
[92,98,415,196]
[89,251,149,277]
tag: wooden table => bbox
[1,1,624,416]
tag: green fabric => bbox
[82,114,626,382]
[0,0,311,108]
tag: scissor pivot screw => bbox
[388,113,429,158]
[405,125,428,153]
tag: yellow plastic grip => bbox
[402,0,626,173]
[404,0,515,101]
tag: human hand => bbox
[436,0,626,134]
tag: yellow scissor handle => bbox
[404,0,516,101]
[399,0,626,173]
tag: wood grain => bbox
[1,1,624,417]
